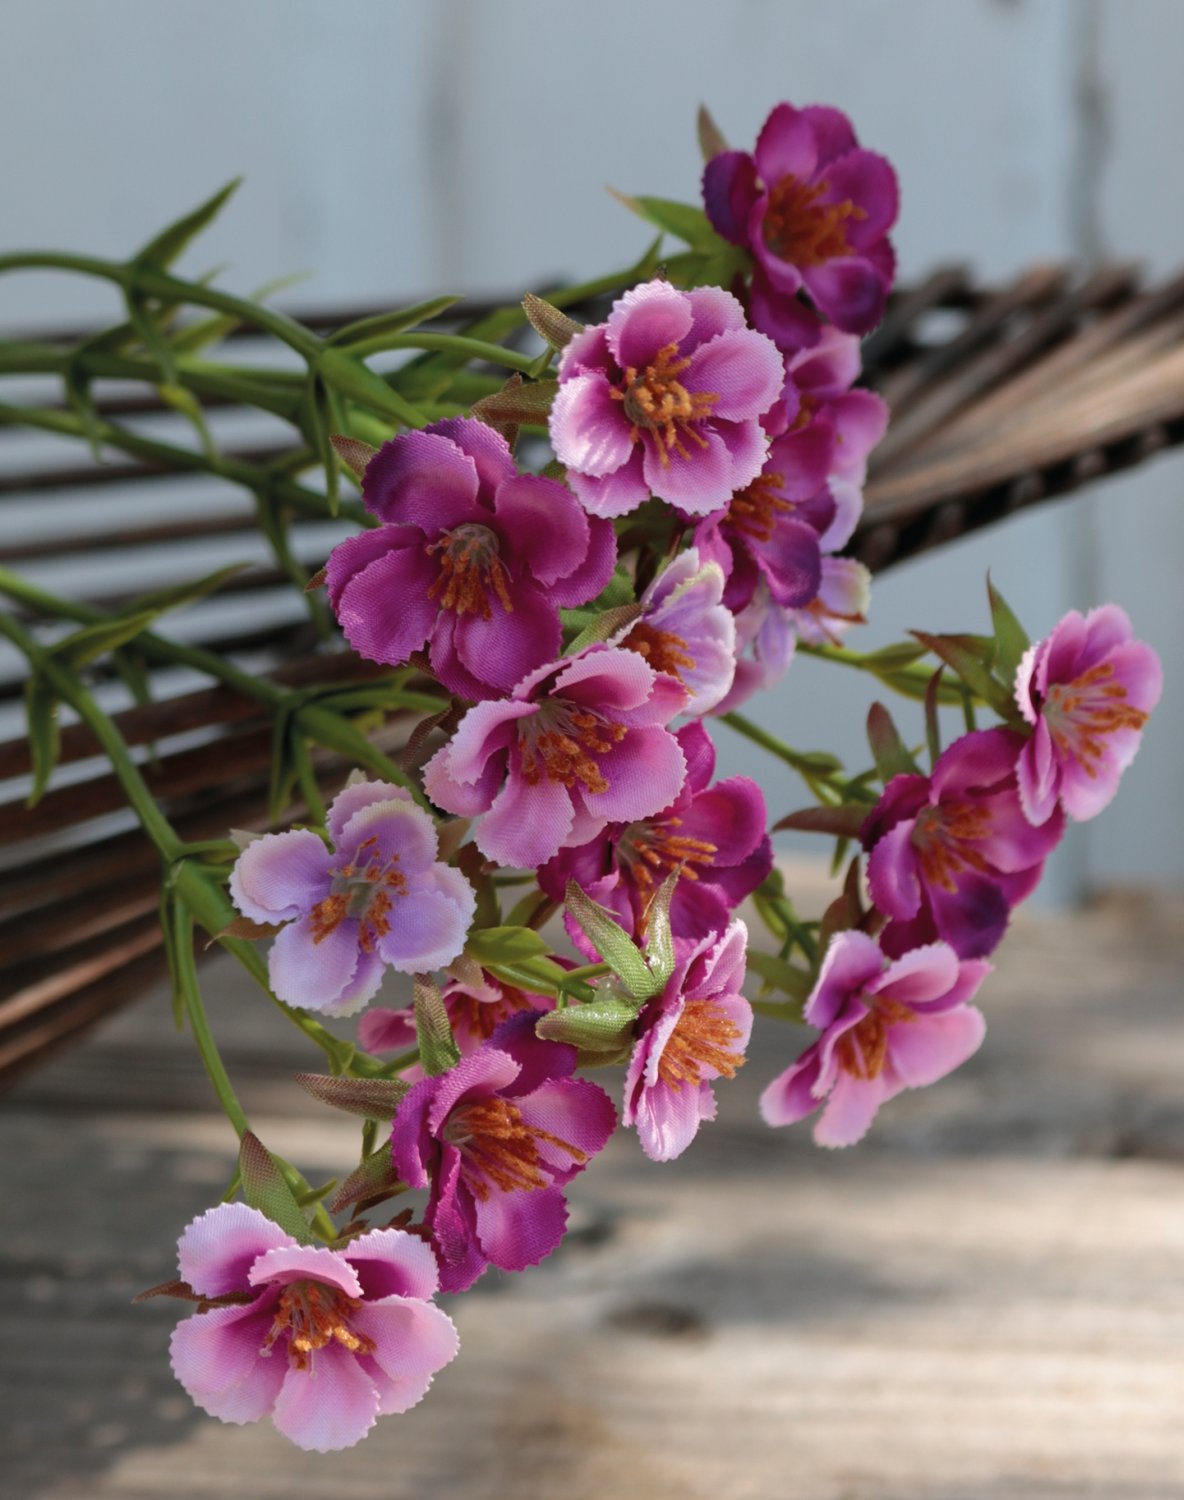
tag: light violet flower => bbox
[423,646,689,871]
[169,1203,458,1452]
[230,779,475,1016]
[760,931,989,1148]
[549,280,783,518]
[861,729,1064,961]
[540,722,771,949]
[704,102,899,348]
[624,919,753,1161]
[1014,605,1163,825]
[358,967,557,1068]
[325,418,616,700]
[611,548,737,716]
[392,1013,617,1292]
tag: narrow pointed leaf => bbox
[774,804,868,838]
[697,104,729,161]
[521,292,584,350]
[610,191,731,253]
[642,871,678,985]
[924,666,944,769]
[563,602,644,656]
[565,882,660,1000]
[329,433,379,479]
[294,1073,409,1120]
[987,577,1030,690]
[23,676,59,806]
[744,949,812,1003]
[157,382,216,461]
[414,974,460,1077]
[134,178,242,271]
[471,377,558,428]
[867,702,919,783]
[53,611,158,669]
[328,295,464,348]
[465,925,550,965]
[912,631,1016,717]
[331,1143,405,1215]
[238,1132,312,1242]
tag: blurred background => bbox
[1,0,1180,896]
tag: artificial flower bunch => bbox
[148,101,1161,1451]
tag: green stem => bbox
[172,900,250,1137]
[561,962,613,987]
[345,331,543,373]
[720,712,841,801]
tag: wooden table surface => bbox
[5,875,1184,1500]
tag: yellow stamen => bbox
[611,342,718,466]
[621,620,697,681]
[658,998,744,1089]
[763,175,866,266]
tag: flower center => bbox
[911,801,994,893]
[657,998,745,1090]
[1042,662,1149,775]
[448,980,532,1044]
[620,619,697,681]
[263,1279,375,1371]
[445,1095,586,1201]
[833,997,914,1080]
[517,699,626,794]
[611,341,718,466]
[309,833,408,952]
[763,174,866,267]
[727,470,791,543]
[618,815,717,898]
[427,523,514,619]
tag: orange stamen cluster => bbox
[308,834,407,950]
[621,620,697,681]
[763,174,866,267]
[517,702,625,794]
[911,800,994,893]
[427,523,514,619]
[611,342,718,466]
[447,1095,586,1200]
[657,998,744,1090]
[620,815,717,898]
[263,1280,375,1371]
[1043,662,1148,778]
[833,997,915,1080]
[727,470,792,543]
[449,982,532,1044]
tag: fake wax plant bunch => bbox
[10,98,1154,1452]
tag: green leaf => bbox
[127,562,248,617]
[866,702,920,783]
[744,950,812,1005]
[642,871,678,985]
[414,974,460,1077]
[465,925,550,965]
[331,1142,404,1215]
[912,631,1016,718]
[859,641,932,671]
[560,565,637,645]
[293,1074,409,1120]
[924,666,944,769]
[563,602,644,656]
[987,576,1030,692]
[134,179,242,272]
[697,103,729,161]
[238,1132,313,1242]
[564,882,661,1001]
[52,610,158,669]
[611,192,730,254]
[327,295,464,348]
[535,996,639,1053]
[157,382,216,461]
[23,675,59,806]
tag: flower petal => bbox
[177,1202,293,1299]
[332,540,439,667]
[605,279,694,370]
[230,830,332,925]
[345,1228,442,1301]
[549,371,636,478]
[473,1182,569,1272]
[268,916,362,1012]
[362,429,480,529]
[271,1344,380,1452]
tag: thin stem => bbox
[347,331,543,373]
[720,712,842,802]
[172,900,250,1137]
[561,962,613,987]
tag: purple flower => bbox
[760,931,989,1148]
[1015,606,1163,825]
[861,729,1064,961]
[423,646,689,871]
[549,280,783,518]
[325,418,616,700]
[169,1204,458,1451]
[624,920,753,1161]
[704,102,898,348]
[391,1014,617,1291]
[540,721,771,950]
[611,547,737,716]
[230,779,475,1015]
[359,967,556,1069]
[764,327,889,486]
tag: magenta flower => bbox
[423,645,689,871]
[549,280,783,518]
[760,931,988,1147]
[861,729,1064,961]
[359,967,556,1066]
[612,548,737,716]
[624,920,753,1161]
[703,102,899,348]
[325,418,616,699]
[765,326,889,486]
[540,721,771,949]
[230,779,475,1015]
[1014,606,1163,826]
[168,1204,458,1451]
[391,1013,617,1292]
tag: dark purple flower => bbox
[229,779,475,1016]
[704,103,898,348]
[325,418,616,700]
[624,920,752,1161]
[549,280,783,518]
[169,1204,458,1451]
[763,326,889,487]
[760,931,989,1147]
[539,721,771,950]
[861,729,1065,960]
[391,1014,616,1291]
[422,645,689,871]
[1014,606,1163,826]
